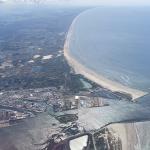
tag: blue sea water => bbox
[69,7,150,92]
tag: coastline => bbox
[64,14,147,100]
[110,121,150,150]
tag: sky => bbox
[1,0,150,6]
[58,0,150,6]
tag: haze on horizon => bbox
[58,0,150,6]
[1,0,150,6]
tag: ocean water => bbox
[69,7,150,92]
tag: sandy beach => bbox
[110,121,150,150]
[64,15,147,100]
[63,9,150,150]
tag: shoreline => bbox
[64,14,147,100]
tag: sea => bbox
[68,7,150,93]
[0,4,150,149]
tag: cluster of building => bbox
[94,128,122,150]
[0,87,65,128]
[0,85,111,129]
[0,109,31,124]
[0,87,63,112]
[52,94,109,113]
